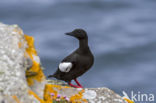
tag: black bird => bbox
[48,29,94,88]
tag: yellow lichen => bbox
[44,84,56,102]
[43,84,88,103]
[12,95,20,103]
[28,90,44,103]
[44,84,70,102]
[70,89,88,103]
[24,35,45,86]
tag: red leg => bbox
[74,79,83,88]
[68,82,82,88]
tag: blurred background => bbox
[0,0,156,102]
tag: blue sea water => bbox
[0,0,156,102]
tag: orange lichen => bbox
[12,95,20,103]
[44,84,70,102]
[43,84,88,103]
[44,84,56,102]
[123,98,134,103]
[70,89,88,103]
[24,35,37,58]
[28,90,44,103]
[24,35,45,86]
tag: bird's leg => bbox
[68,82,82,88]
[74,79,83,88]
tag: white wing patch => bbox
[59,62,72,72]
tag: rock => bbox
[83,88,126,103]
[0,22,45,103]
[45,80,127,103]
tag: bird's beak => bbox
[65,32,74,36]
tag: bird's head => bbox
[65,29,88,40]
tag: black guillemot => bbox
[48,29,94,88]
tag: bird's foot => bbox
[74,79,83,88]
[68,83,83,88]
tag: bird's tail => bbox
[47,74,55,78]
[47,70,60,79]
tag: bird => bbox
[48,29,94,88]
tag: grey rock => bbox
[0,22,40,103]
[84,88,126,103]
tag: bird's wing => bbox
[58,52,78,73]
[59,62,72,72]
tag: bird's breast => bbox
[77,54,94,68]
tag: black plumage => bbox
[48,29,94,88]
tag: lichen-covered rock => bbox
[45,80,127,103]
[24,34,46,98]
[0,22,45,103]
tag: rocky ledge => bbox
[0,22,132,103]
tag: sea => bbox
[0,0,156,102]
